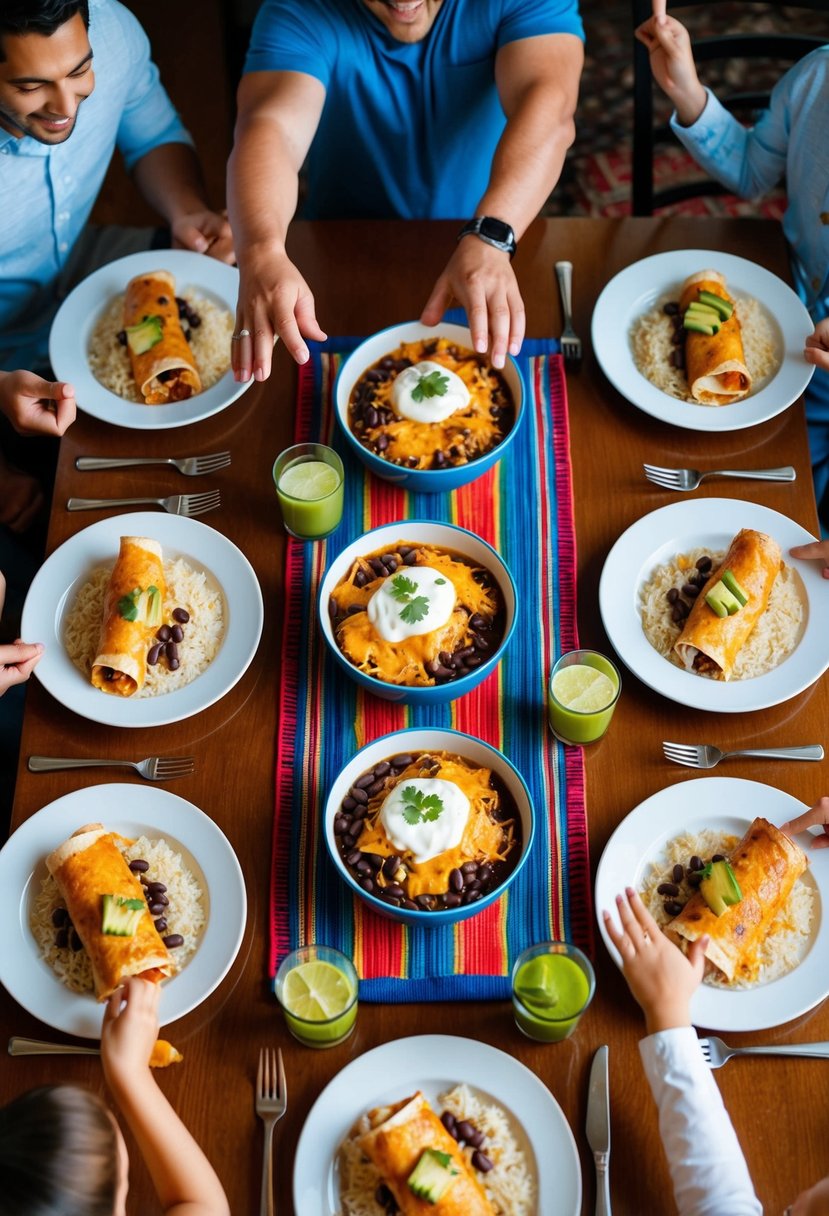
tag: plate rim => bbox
[0,784,247,1038]
[48,249,253,430]
[591,248,814,433]
[292,1032,582,1216]
[594,776,828,1032]
[20,511,264,727]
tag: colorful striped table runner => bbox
[271,337,593,1000]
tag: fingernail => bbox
[493,354,505,369]
[239,369,250,383]
[509,342,520,356]
[475,338,487,353]
[194,237,208,252]
[625,886,636,897]
[296,347,309,364]
[35,643,45,652]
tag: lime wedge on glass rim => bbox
[280,959,354,1022]
[278,459,340,502]
[551,665,616,713]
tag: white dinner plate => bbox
[595,778,827,1032]
[293,1034,581,1216]
[49,249,251,430]
[20,512,263,728]
[599,498,828,713]
[591,249,814,431]
[0,785,246,1038]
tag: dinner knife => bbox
[8,1037,99,1057]
[586,1044,611,1216]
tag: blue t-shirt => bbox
[245,0,584,220]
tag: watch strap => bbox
[457,216,517,258]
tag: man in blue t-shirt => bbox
[227,0,584,380]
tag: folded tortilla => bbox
[358,1092,494,1215]
[46,823,174,1002]
[665,818,808,983]
[680,270,751,405]
[673,528,781,681]
[91,536,165,697]
[124,270,201,404]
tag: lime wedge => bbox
[280,960,354,1022]
[552,666,616,712]
[278,460,340,501]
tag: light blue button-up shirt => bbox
[0,0,192,372]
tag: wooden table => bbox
[5,219,828,1215]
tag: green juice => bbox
[512,950,593,1042]
[282,995,358,1048]
[273,452,344,541]
[548,651,621,746]
[275,950,358,1048]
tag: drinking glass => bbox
[273,443,344,541]
[274,944,358,1048]
[548,649,621,745]
[511,941,595,1042]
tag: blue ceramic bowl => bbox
[324,727,535,927]
[334,321,525,492]
[318,520,518,705]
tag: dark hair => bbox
[0,2,89,61]
[0,1086,118,1216]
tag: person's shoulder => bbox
[772,44,829,110]
[87,0,149,53]
[251,0,345,40]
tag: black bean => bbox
[385,884,405,899]
[465,879,482,894]
[70,930,84,952]
[416,894,434,910]
[472,1150,494,1173]
[154,917,168,933]
[696,555,713,572]
[189,314,201,328]
[369,558,386,577]
[392,754,413,769]
[149,902,166,916]
[464,889,483,904]
[172,607,190,624]
[687,870,703,886]
[474,635,491,652]
[365,406,379,428]
[441,1111,458,1136]
[334,817,349,836]
[442,892,462,908]
[401,900,419,911]
[166,642,179,669]
[666,588,680,605]
[356,859,373,876]
[466,1127,485,1149]
[712,854,725,863]
[469,614,487,630]
[354,772,375,790]
[341,834,356,849]
[689,855,705,871]
[456,1120,477,1143]
[359,877,374,894]
[350,801,369,821]
[365,853,383,872]
[450,868,464,893]
[146,881,167,894]
[375,1183,394,1206]
[657,882,680,896]
[156,625,171,643]
[477,864,492,885]
[434,664,454,680]
[55,927,69,949]
[116,329,127,346]
[129,859,150,873]
[681,583,700,598]
[425,659,441,677]
[350,787,369,806]
[374,761,391,779]
[456,645,476,660]
[383,855,401,879]
[51,907,68,927]
[171,624,184,643]
[154,893,170,907]
[433,451,447,468]
[383,557,398,573]
[663,301,680,316]
[379,356,394,370]
[464,655,482,668]
[461,861,478,876]
[163,934,184,949]
[671,328,684,346]
[402,550,418,565]
[672,863,685,884]
[146,643,162,666]
[354,569,367,589]
[342,797,357,813]
[664,900,684,917]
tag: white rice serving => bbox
[64,556,224,696]
[641,828,814,989]
[338,1085,534,1216]
[631,294,778,404]
[30,833,205,995]
[88,288,233,402]
[639,547,804,680]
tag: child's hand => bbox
[603,888,708,1035]
[0,639,43,695]
[781,795,829,850]
[634,12,707,126]
[101,977,160,1092]
[804,318,829,375]
[0,370,76,437]
[790,539,829,579]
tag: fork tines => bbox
[151,756,196,779]
[192,451,232,474]
[643,464,683,488]
[257,1046,287,1106]
[662,742,702,767]
[182,490,221,517]
[560,335,582,366]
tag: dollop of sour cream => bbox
[367,565,456,642]
[380,777,470,863]
[391,360,470,423]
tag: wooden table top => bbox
[6,218,828,1216]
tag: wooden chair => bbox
[631,0,828,215]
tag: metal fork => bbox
[28,755,195,781]
[76,451,231,477]
[662,741,824,769]
[644,463,796,492]
[700,1035,829,1069]
[555,260,582,367]
[66,491,221,517]
[256,1047,287,1216]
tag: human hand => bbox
[420,239,525,370]
[0,639,44,695]
[0,460,44,533]
[101,977,161,1093]
[804,318,829,374]
[789,1173,829,1216]
[171,209,235,265]
[603,887,708,1035]
[634,13,706,125]
[781,796,829,851]
[232,243,327,379]
[0,370,76,437]
[790,539,829,579]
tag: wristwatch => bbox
[457,216,517,258]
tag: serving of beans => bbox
[664,554,713,625]
[147,606,190,673]
[655,849,729,919]
[662,300,686,371]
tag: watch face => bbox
[479,217,513,244]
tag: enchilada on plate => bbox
[680,270,752,405]
[124,270,201,404]
[90,535,165,697]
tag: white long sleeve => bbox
[639,1027,762,1216]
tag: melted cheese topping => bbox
[354,753,515,897]
[367,566,456,641]
[391,360,470,422]
[332,543,502,686]
[380,778,470,862]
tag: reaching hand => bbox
[804,318,829,374]
[420,239,525,370]
[634,13,707,126]
[171,209,235,265]
[781,796,829,851]
[603,887,708,1035]
[0,639,43,695]
[790,539,829,580]
[101,977,161,1092]
[0,370,76,437]
[232,244,327,380]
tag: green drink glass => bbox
[548,649,621,746]
[274,944,358,1048]
[511,942,595,1043]
[273,443,344,541]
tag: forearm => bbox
[671,91,785,199]
[227,113,301,260]
[109,1071,229,1215]
[132,143,211,227]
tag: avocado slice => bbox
[685,302,722,320]
[720,569,749,607]
[705,579,742,617]
[700,859,742,916]
[408,1149,459,1204]
[683,316,719,336]
[126,314,164,356]
[143,584,163,628]
[101,894,146,937]
[697,290,734,320]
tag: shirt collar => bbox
[0,122,52,157]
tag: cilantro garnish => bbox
[400,784,445,825]
[390,575,418,601]
[389,573,430,626]
[435,578,446,585]
[117,586,142,622]
[411,369,450,403]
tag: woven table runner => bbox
[270,337,593,1001]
